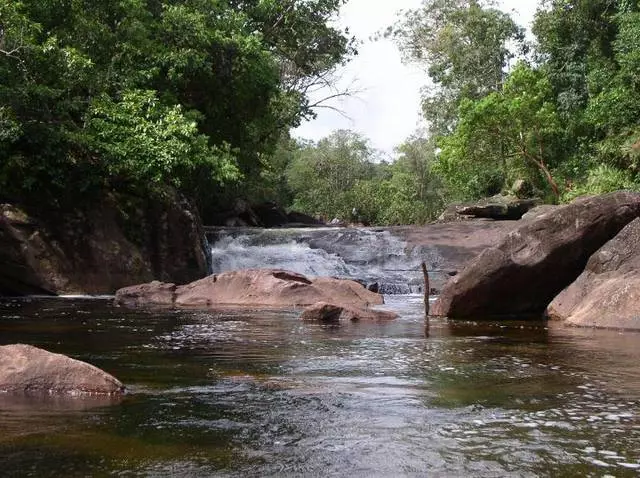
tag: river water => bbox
[1,228,640,476]
[1,296,640,477]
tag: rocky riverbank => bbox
[432,191,640,330]
[0,190,209,296]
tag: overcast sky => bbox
[293,0,540,157]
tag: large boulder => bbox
[115,269,384,309]
[547,218,640,329]
[454,195,540,221]
[432,192,640,318]
[0,344,124,396]
[300,301,398,323]
[0,190,209,296]
[391,220,521,293]
[437,195,539,222]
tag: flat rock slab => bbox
[432,191,640,318]
[115,269,384,309]
[0,344,124,396]
[390,220,521,292]
[300,301,398,323]
[547,217,640,329]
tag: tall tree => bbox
[391,0,524,135]
[0,0,354,212]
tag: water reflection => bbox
[0,296,639,476]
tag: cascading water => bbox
[206,227,425,294]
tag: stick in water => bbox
[421,261,430,316]
[421,261,430,337]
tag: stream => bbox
[1,228,639,476]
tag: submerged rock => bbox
[432,191,640,319]
[0,344,124,396]
[115,269,384,309]
[547,218,640,329]
[300,301,398,323]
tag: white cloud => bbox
[293,0,540,156]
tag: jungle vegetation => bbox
[2,0,639,225]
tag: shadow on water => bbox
[0,296,639,476]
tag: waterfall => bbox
[206,227,425,294]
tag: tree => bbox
[391,0,524,136]
[436,62,564,201]
[286,130,379,220]
[0,0,354,212]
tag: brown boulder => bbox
[300,301,398,323]
[114,280,177,307]
[115,269,384,309]
[547,218,640,329]
[0,344,124,396]
[432,191,640,318]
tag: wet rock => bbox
[0,344,124,396]
[366,282,379,293]
[114,280,177,307]
[391,220,520,294]
[0,190,208,296]
[115,269,384,309]
[432,191,640,318]
[547,218,640,329]
[300,301,398,323]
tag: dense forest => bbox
[2,0,640,225]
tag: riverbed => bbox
[1,296,639,476]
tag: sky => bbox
[293,0,540,157]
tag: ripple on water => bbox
[1,297,640,477]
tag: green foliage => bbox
[391,0,524,136]
[81,90,239,190]
[0,0,353,211]
[388,0,640,206]
[284,131,444,225]
[286,130,377,220]
[562,164,640,202]
[436,62,564,201]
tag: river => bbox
[1,228,639,476]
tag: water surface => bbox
[1,296,639,477]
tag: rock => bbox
[208,199,261,227]
[115,269,384,309]
[520,204,558,221]
[286,210,323,226]
[0,190,208,296]
[0,344,124,396]
[454,195,540,220]
[432,191,640,318]
[510,179,534,198]
[300,301,398,323]
[252,202,290,227]
[366,282,380,293]
[547,218,640,329]
[114,280,177,307]
[391,220,520,294]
